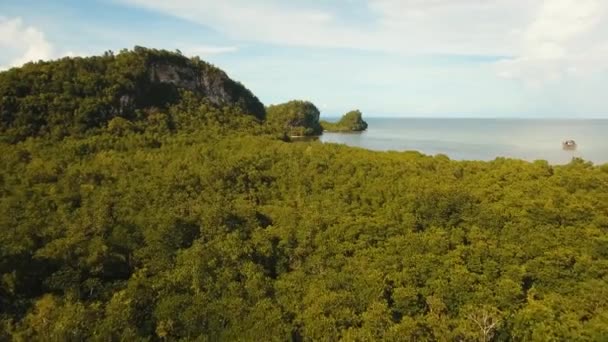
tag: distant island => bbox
[321,110,368,132]
[265,101,368,139]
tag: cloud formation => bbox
[183,45,239,56]
[496,0,608,86]
[116,0,367,49]
[0,17,53,70]
[116,0,533,54]
[116,0,608,86]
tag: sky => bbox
[1,0,608,118]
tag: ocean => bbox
[319,118,608,165]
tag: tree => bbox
[459,305,503,342]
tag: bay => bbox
[319,118,608,164]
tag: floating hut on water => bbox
[562,140,577,150]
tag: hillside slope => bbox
[0,47,265,141]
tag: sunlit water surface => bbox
[319,118,608,164]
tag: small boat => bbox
[562,140,577,150]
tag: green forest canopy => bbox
[1,48,608,341]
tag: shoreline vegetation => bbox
[2,47,608,341]
[320,110,369,133]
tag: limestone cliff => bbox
[146,62,264,119]
[0,47,266,140]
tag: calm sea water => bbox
[319,118,608,165]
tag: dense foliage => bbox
[0,47,265,143]
[321,110,368,132]
[266,100,323,137]
[1,49,608,341]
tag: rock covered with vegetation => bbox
[266,100,323,137]
[321,109,368,132]
[1,48,608,341]
[0,47,265,142]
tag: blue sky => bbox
[1,0,608,117]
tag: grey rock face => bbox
[119,95,134,115]
[149,64,198,90]
[147,63,265,120]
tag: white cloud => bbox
[115,0,363,49]
[0,17,54,70]
[366,0,536,55]
[182,45,239,56]
[114,0,608,88]
[115,0,535,55]
[495,0,608,86]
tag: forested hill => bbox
[0,47,265,142]
[1,48,608,341]
[321,110,368,132]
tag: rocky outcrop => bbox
[266,100,323,137]
[149,63,198,90]
[321,110,368,132]
[146,62,265,120]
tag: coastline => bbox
[319,118,608,165]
